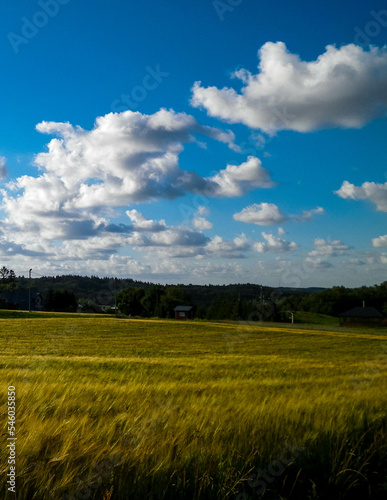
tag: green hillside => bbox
[293,311,339,326]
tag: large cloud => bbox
[335,180,387,211]
[0,109,277,257]
[191,42,387,132]
[2,110,275,221]
[32,109,242,208]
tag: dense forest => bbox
[0,269,386,321]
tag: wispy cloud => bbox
[291,207,324,222]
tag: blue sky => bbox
[0,0,386,287]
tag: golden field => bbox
[0,313,386,499]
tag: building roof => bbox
[174,306,193,312]
[339,306,384,318]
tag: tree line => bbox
[0,266,16,288]
[116,283,387,321]
[285,283,387,316]
[0,267,386,319]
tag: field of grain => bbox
[0,314,386,499]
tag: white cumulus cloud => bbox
[193,216,213,231]
[372,234,387,247]
[126,209,167,232]
[0,109,277,261]
[204,234,250,258]
[192,206,213,230]
[233,203,323,226]
[203,156,276,196]
[32,109,240,208]
[335,180,387,211]
[254,232,298,253]
[234,203,287,225]
[191,42,387,132]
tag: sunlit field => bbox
[1,314,386,499]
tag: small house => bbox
[174,306,194,320]
[339,306,387,327]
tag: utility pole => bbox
[115,277,118,318]
[28,269,32,312]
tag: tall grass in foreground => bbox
[0,316,386,499]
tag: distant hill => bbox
[2,275,386,320]
[11,276,307,308]
[277,287,326,293]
